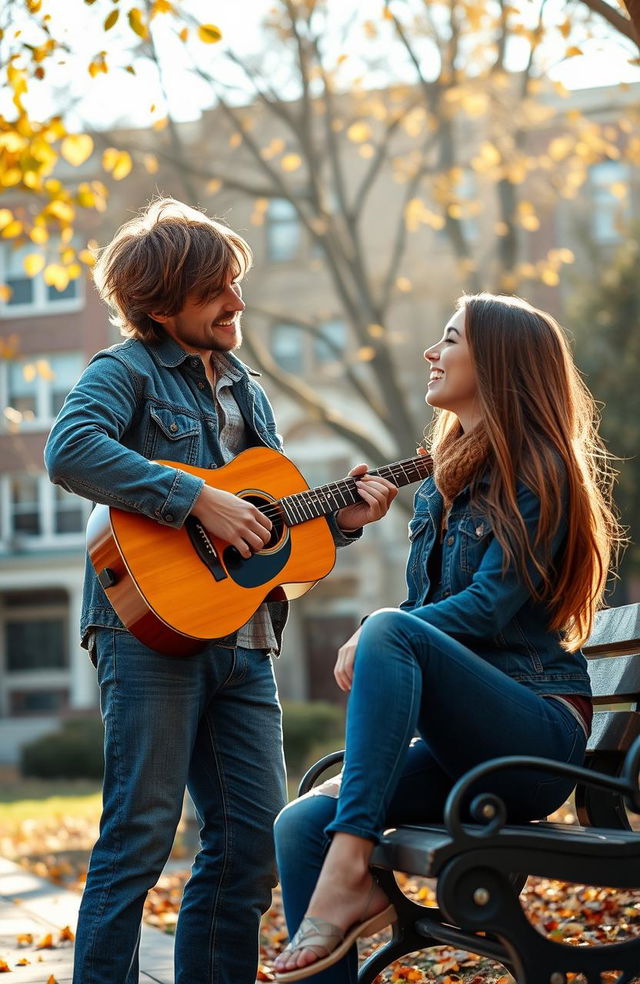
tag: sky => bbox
[11,0,640,130]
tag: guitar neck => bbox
[277,453,433,527]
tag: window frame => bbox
[0,472,92,552]
[0,243,84,319]
[1,350,85,432]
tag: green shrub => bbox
[281,700,345,777]
[21,715,104,780]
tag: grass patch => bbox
[0,790,102,831]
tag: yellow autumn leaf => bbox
[61,133,94,166]
[36,931,55,948]
[347,121,372,143]
[0,285,12,303]
[198,24,222,43]
[1,219,23,238]
[356,345,376,361]
[23,253,46,277]
[281,153,302,172]
[78,248,97,267]
[128,8,149,39]
[565,45,583,57]
[43,264,70,291]
[36,359,54,380]
[179,27,189,42]
[610,181,628,198]
[368,323,384,338]
[113,152,133,179]
[103,149,133,180]
[104,8,119,30]
[1,168,22,187]
[540,267,560,286]
[0,209,14,230]
[396,277,412,292]
[47,200,75,223]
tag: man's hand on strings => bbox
[336,463,398,532]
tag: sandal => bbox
[274,890,397,982]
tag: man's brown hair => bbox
[93,198,252,342]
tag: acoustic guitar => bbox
[86,446,433,656]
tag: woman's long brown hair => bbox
[430,293,624,651]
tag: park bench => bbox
[298,602,640,984]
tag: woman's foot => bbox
[274,835,395,980]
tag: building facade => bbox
[0,80,638,763]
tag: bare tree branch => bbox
[241,332,395,464]
[580,0,640,47]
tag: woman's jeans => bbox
[73,628,287,984]
[274,610,588,984]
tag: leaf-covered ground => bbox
[2,797,640,983]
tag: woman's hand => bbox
[334,608,400,692]
[334,625,363,692]
[336,464,398,532]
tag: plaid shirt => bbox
[211,354,278,653]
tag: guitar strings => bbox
[254,456,433,524]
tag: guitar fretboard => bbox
[275,454,433,527]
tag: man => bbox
[44,198,397,984]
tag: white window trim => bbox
[0,473,91,553]
[0,245,85,319]
[1,351,85,432]
[0,596,70,718]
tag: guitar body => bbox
[86,447,337,656]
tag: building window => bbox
[0,242,84,317]
[314,319,347,365]
[0,472,91,550]
[271,320,348,375]
[266,199,301,262]
[2,351,84,429]
[590,162,629,244]
[6,618,67,672]
[272,323,305,373]
[10,475,41,536]
[1,589,70,718]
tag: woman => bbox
[272,293,623,983]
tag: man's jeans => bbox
[73,629,287,984]
[274,610,587,984]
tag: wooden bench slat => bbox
[587,653,640,702]
[585,603,640,654]
[587,709,640,753]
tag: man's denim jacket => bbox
[44,335,360,653]
[400,473,591,696]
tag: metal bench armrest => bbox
[298,750,345,796]
[444,734,640,839]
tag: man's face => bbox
[154,279,246,355]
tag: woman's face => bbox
[424,307,480,430]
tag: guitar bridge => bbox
[185,517,228,582]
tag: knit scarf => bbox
[432,421,491,514]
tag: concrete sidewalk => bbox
[0,857,175,983]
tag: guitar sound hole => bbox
[242,495,285,551]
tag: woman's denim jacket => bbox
[400,473,591,696]
[44,335,359,654]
